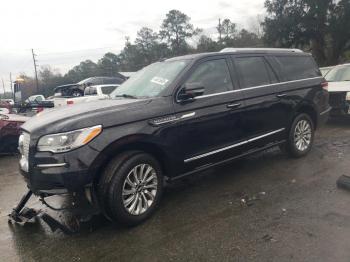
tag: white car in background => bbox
[320,66,335,77]
[325,64,350,115]
[54,84,119,107]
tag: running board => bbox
[171,140,286,181]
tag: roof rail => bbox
[220,48,303,53]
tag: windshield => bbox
[325,66,350,82]
[111,60,190,98]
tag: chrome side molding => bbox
[184,128,285,163]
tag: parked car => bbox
[54,84,119,107]
[54,76,126,97]
[325,63,350,115]
[18,48,330,226]
[0,113,29,153]
[320,66,334,77]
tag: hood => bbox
[22,98,152,135]
[328,81,350,92]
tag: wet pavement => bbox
[1,119,350,261]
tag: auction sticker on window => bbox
[151,77,169,86]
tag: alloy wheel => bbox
[122,164,158,215]
[294,119,312,152]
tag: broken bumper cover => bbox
[20,145,101,194]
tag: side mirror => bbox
[178,83,205,101]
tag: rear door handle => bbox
[226,103,241,109]
[276,94,287,98]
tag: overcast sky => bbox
[0,0,265,92]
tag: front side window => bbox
[235,57,272,88]
[111,60,190,98]
[185,59,233,95]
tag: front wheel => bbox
[98,151,163,226]
[284,113,314,158]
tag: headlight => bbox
[346,92,350,101]
[37,125,102,153]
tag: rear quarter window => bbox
[274,55,320,81]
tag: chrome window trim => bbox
[194,76,323,100]
[184,128,285,163]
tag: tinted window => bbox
[235,57,271,88]
[185,59,233,95]
[274,56,320,81]
[101,85,117,94]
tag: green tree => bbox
[160,9,202,55]
[232,29,263,47]
[39,66,65,97]
[196,35,220,52]
[97,52,120,77]
[263,0,350,65]
[117,37,146,71]
[64,60,99,82]
[135,27,170,64]
[221,19,237,41]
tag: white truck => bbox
[53,84,119,107]
[325,64,350,115]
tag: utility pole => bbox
[31,49,39,94]
[218,18,222,42]
[1,78,5,99]
[9,72,14,101]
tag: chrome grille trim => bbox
[22,132,30,159]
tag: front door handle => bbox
[227,103,241,109]
[276,94,287,98]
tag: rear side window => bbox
[274,56,320,81]
[234,57,273,88]
[185,59,233,95]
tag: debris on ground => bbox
[262,234,277,242]
[336,175,350,191]
[239,191,267,207]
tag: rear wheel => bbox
[284,113,314,158]
[98,151,163,226]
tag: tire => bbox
[97,151,163,226]
[284,113,314,158]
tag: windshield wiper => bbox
[114,94,138,99]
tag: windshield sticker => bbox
[151,77,169,86]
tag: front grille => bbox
[329,92,346,109]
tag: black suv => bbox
[19,48,330,225]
